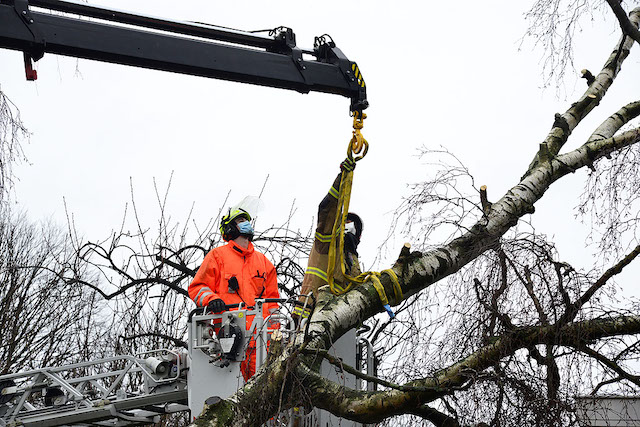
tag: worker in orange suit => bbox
[189,206,279,381]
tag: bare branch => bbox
[409,405,460,427]
[605,2,640,44]
[560,243,640,323]
[120,333,187,349]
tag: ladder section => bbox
[0,349,188,426]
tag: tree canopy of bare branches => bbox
[0,88,28,202]
[3,2,640,427]
[0,205,102,375]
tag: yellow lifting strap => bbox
[326,112,403,318]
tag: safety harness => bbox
[325,113,403,318]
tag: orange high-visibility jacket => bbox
[189,240,279,324]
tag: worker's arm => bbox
[189,252,222,307]
[298,159,353,302]
[314,173,344,248]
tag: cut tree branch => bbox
[525,8,640,174]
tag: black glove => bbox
[340,157,356,172]
[207,298,227,313]
[344,232,359,257]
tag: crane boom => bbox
[0,0,368,113]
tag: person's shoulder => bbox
[253,249,275,267]
[208,243,230,257]
[213,243,227,251]
[251,246,266,257]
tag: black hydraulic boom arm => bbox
[0,0,368,113]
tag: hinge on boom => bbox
[274,27,296,49]
[270,27,307,80]
[269,26,296,53]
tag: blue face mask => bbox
[237,220,254,236]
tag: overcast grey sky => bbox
[2,1,639,279]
